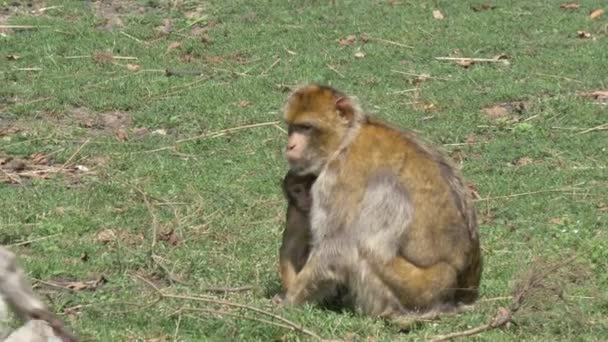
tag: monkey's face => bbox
[284,173,316,212]
[285,125,328,175]
[283,84,359,175]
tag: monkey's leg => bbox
[381,257,458,309]
[279,259,298,292]
[284,253,342,306]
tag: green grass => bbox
[1,0,607,340]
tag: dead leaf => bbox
[354,51,365,58]
[199,33,212,44]
[432,10,445,20]
[560,3,580,10]
[471,3,496,11]
[457,59,475,68]
[206,56,224,65]
[238,100,251,108]
[96,229,117,244]
[465,134,478,144]
[30,153,49,165]
[597,203,608,212]
[513,156,534,167]
[339,35,357,46]
[152,129,168,136]
[466,182,481,200]
[577,31,592,38]
[155,18,173,35]
[360,33,370,42]
[412,74,431,85]
[132,127,150,137]
[549,217,565,225]
[6,54,20,60]
[482,106,509,120]
[92,52,114,65]
[159,229,181,246]
[590,8,604,19]
[52,276,107,291]
[167,41,182,53]
[126,63,140,71]
[115,129,129,141]
[482,101,526,121]
[579,90,608,103]
[0,127,21,136]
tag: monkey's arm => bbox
[0,247,78,342]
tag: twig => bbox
[0,25,50,29]
[534,73,583,84]
[63,55,138,60]
[173,312,181,342]
[139,121,280,154]
[435,57,506,63]
[575,123,608,135]
[185,307,311,336]
[429,307,512,341]
[7,234,61,247]
[367,36,413,49]
[390,70,449,80]
[201,285,254,293]
[36,5,63,13]
[430,256,578,341]
[475,185,585,202]
[15,68,42,71]
[479,296,513,302]
[131,187,160,249]
[326,64,345,78]
[260,58,281,76]
[389,88,418,94]
[0,168,22,184]
[120,31,147,45]
[135,274,323,340]
[273,124,287,134]
[62,139,90,169]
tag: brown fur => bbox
[279,171,316,292]
[0,247,78,342]
[281,84,482,320]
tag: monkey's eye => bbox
[295,124,313,132]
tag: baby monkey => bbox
[278,170,316,293]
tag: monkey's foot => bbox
[271,293,285,306]
[389,314,437,332]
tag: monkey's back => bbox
[343,118,480,279]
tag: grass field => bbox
[1,0,607,340]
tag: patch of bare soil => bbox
[68,106,137,141]
[482,101,528,122]
[88,0,147,31]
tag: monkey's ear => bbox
[335,97,355,122]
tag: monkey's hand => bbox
[30,308,78,342]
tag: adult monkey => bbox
[280,84,481,321]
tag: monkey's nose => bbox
[287,144,296,151]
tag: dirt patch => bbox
[0,151,92,185]
[69,106,132,132]
[0,1,49,35]
[88,0,147,31]
[482,101,528,122]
